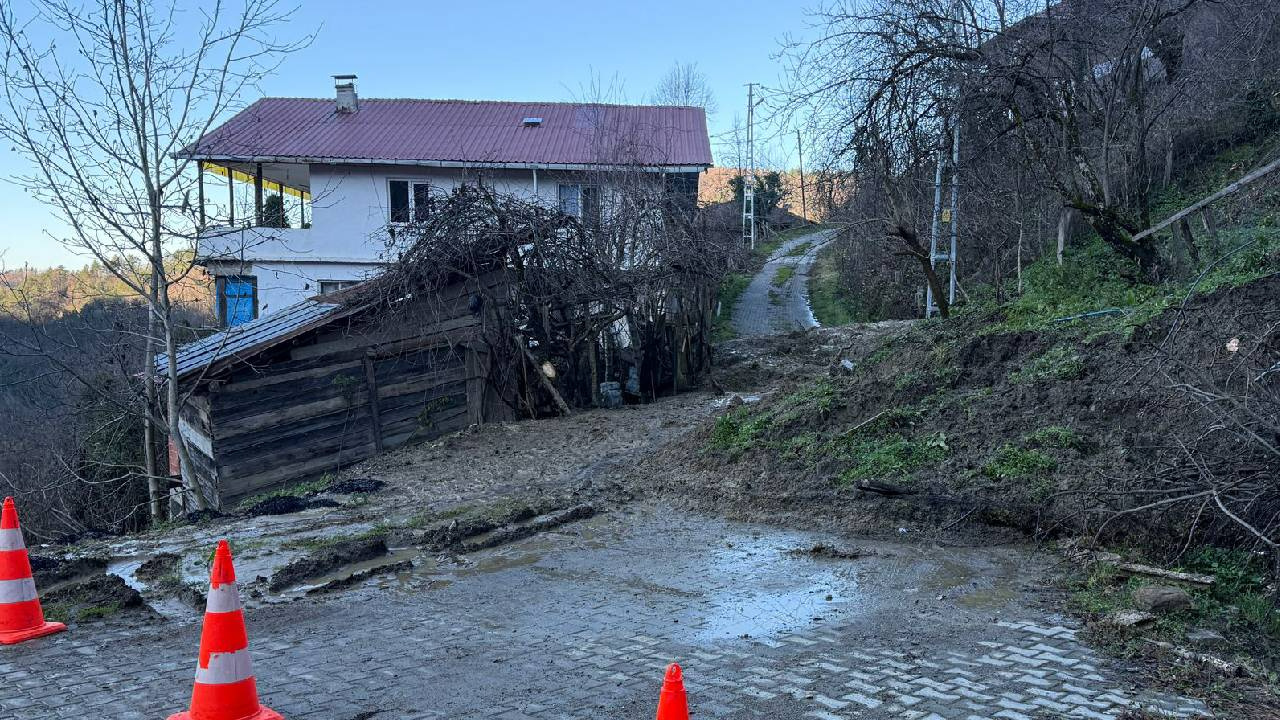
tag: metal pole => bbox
[254,163,264,227]
[796,129,808,223]
[196,160,206,231]
[948,121,960,307]
[227,166,235,225]
[744,83,757,250]
[925,144,945,317]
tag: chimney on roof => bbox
[333,74,358,113]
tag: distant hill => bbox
[0,257,210,319]
[699,167,853,222]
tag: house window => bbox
[318,280,361,295]
[389,179,434,223]
[217,275,257,328]
[558,183,600,227]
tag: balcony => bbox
[194,160,383,266]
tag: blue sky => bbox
[0,0,816,269]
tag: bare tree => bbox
[0,0,307,515]
[650,61,718,115]
[778,0,1280,289]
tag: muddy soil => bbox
[268,535,390,591]
[324,477,385,494]
[30,554,108,587]
[41,573,146,622]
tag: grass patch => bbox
[712,272,752,342]
[835,432,949,484]
[237,477,332,510]
[982,444,1057,496]
[707,381,843,460]
[708,407,770,459]
[1009,345,1085,384]
[1025,425,1090,451]
[808,242,862,326]
[771,265,796,287]
[784,241,814,257]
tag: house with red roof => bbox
[179,76,714,326]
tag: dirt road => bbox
[4,330,1210,719]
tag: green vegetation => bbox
[771,265,795,287]
[1071,547,1280,664]
[712,272,752,342]
[709,407,771,459]
[959,140,1280,341]
[983,444,1057,482]
[1025,425,1089,451]
[1009,345,1086,384]
[785,241,814,257]
[237,476,332,510]
[835,432,948,485]
[41,601,128,623]
[808,243,861,326]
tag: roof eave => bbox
[176,153,711,173]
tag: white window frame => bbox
[318,279,361,295]
[558,183,601,223]
[388,178,434,224]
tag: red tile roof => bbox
[183,98,712,168]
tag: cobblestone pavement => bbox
[4,508,1210,719]
[732,229,838,336]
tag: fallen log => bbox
[858,480,917,497]
[1145,639,1250,677]
[1113,561,1215,587]
[1063,547,1215,586]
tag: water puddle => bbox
[690,533,861,642]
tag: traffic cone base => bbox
[0,617,66,645]
[167,706,283,720]
[0,496,67,645]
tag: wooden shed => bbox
[160,273,513,509]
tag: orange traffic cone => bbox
[0,496,66,645]
[655,663,689,720]
[167,540,283,720]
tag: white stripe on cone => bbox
[194,648,255,685]
[0,577,38,604]
[0,528,24,551]
[205,582,242,614]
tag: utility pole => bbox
[742,80,757,249]
[796,129,808,223]
[925,119,961,317]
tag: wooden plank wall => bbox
[204,274,508,502]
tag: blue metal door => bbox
[222,277,256,327]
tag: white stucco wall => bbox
[200,163,667,321]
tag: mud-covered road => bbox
[731,228,837,336]
[4,330,1211,719]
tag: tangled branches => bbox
[354,182,734,412]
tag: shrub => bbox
[983,445,1057,481]
[1010,345,1086,384]
[835,432,948,484]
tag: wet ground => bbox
[2,343,1214,719]
[732,228,837,336]
[5,504,1209,719]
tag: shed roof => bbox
[158,298,351,381]
[181,98,713,169]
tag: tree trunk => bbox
[143,284,163,521]
[893,224,950,318]
[1057,209,1071,265]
